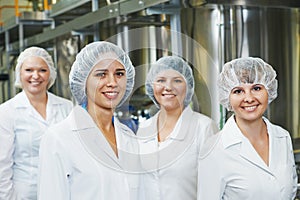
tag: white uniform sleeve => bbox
[287,135,298,200]
[38,130,70,200]
[0,104,17,200]
[197,132,225,200]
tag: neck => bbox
[25,90,48,105]
[87,105,114,131]
[24,91,48,119]
[235,116,267,140]
[87,104,118,157]
[159,106,183,123]
[157,106,184,142]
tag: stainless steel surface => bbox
[8,0,170,51]
[50,0,92,17]
[181,3,299,134]
[187,0,300,8]
[0,0,298,140]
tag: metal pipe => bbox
[92,0,100,41]
[14,0,19,17]
[44,0,50,11]
[170,0,182,55]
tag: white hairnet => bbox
[146,56,195,108]
[15,46,56,89]
[218,57,278,110]
[69,41,135,107]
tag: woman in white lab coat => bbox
[137,56,218,200]
[38,41,141,200]
[0,47,73,200]
[198,57,298,200]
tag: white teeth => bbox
[30,81,41,85]
[163,94,175,97]
[244,106,256,111]
[105,92,117,97]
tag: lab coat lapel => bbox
[46,93,58,121]
[265,118,289,171]
[223,116,273,175]
[71,106,122,169]
[157,109,196,168]
[138,107,196,171]
[239,138,273,175]
[138,113,159,171]
[15,91,46,123]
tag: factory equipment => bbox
[0,0,299,149]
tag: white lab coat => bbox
[198,115,298,200]
[137,106,219,200]
[38,105,142,200]
[0,91,72,200]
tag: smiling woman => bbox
[198,57,298,200]
[137,56,218,200]
[0,47,73,200]
[37,41,142,200]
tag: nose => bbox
[32,70,39,79]
[163,80,172,91]
[243,91,255,103]
[106,73,117,87]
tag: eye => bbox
[156,79,165,83]
[253,85,262,91]
[115,71,125,77]
[40,68,48,72]
[24,68,33,72]
[232,88,243,94]
[174,79,183,83]
[95,72,106,77]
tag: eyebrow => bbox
[93,68,125,72]
[155,76,183,79]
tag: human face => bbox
[229,83,269,123]
[86,59,127,110]
[20,56,50,95]
[153,69,187,111]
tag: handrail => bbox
[0,5,32,26]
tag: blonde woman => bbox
[0,47,72,199]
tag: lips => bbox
[243,105,258,111]
[162,93,176,98]
[29,81,42,86]
[103,91,119,99]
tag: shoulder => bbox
[199,131,223,159]
[264,117,290,138]
[47,110,74,134]
[48,92,73,105]
[136,113,158,136]
[115,118,136,136]
[0,94,23,119]
[192,111,215,124]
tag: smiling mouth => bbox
[103,91,119,99]
[243,105,257,111]
[162,94,176,97]
[29,81,42,86]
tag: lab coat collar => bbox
[221,115,287,175]
[69,105,129,169]
[14,91,63,122]
[140,106,194,143]
[13,91,31,108]
[14,91,65,108]
[70,106,96,130]
[221,115,242,149]
[222,115,288,149]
